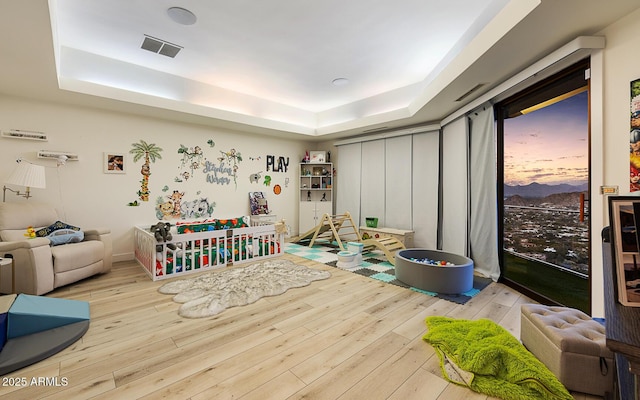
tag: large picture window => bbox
[496,58,591,313]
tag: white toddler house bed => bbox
[135,216,285,281]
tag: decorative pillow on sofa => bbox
[36,221,81,237]
[46,229,84,246]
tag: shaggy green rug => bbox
[423,317,572,400]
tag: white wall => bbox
[0,95,309,260]
[594,7,640,316]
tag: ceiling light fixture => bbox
[332,78,349,86]
[167,7,197,25]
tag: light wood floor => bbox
[0,253,601,400]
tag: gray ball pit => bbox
[395,249,474,294]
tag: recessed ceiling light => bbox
[167,7,197,25]
[332,78,349,86]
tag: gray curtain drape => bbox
[412,131,439,248]
[468,103,500,281]
[335,142,362,225]
[335,129,439,248]
[440,117,469,255]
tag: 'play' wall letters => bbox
[266,155,289,172]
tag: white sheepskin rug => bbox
[158,259,331,318]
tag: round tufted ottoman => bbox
[520,304,614,396]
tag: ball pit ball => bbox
[410,257,454,267]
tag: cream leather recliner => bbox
[0,202,112,295]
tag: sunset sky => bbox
[503,90,588,186]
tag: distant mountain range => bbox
[504,192,585,209]
[504,182,588,198]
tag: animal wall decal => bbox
[181,197,216,219]
[157,197,174,220]
[168,190,184,218]
[130,140,163,201]
[155,193,216,220]
[177,144,205,182]
[249,171,262,183]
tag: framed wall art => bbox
[309,151,326,163]
[608,196,640,307]
[104,152,126,174]
[630,78,640,191]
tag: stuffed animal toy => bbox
[24,226,36,239]
[150,222,176,252]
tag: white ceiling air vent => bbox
[141,35,182,58]
[362,126,388,133]
[37,150,79,162]
[1,129,48,141]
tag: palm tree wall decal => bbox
[130,140,163,201]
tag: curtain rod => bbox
[333,123,440,146]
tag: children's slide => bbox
[293,224,331,243]
[362,236,405,265]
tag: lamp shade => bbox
[6,162,46,189]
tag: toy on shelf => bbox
[24,226,36,239]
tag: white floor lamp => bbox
[2,159,46,202]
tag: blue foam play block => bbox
[0,295,17,350]
[0,314,7,350]
[8,294,89,339]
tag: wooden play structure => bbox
[361,236,406,265]
[292,212,406,265]
[293,212,361,250]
